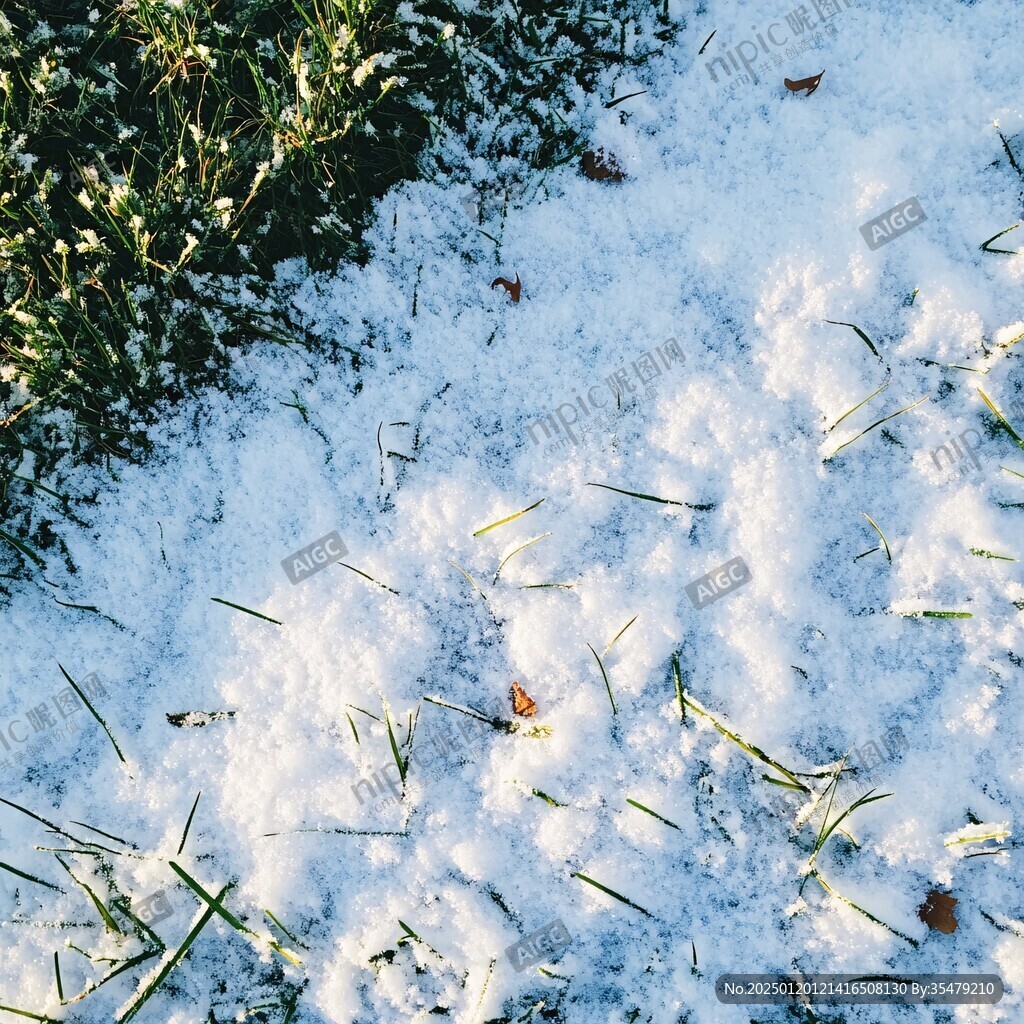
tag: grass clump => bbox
[0,0,671,589]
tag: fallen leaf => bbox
[582,148,625,181]
[784,71,824,96]
[491,273,521,302]
[918,890,958,933]
[511,681,538,717]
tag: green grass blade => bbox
[449,560,488,602]
[827,397,929,459]
[680,692,809,792]
[572,872,653,918]
[531,787,565,807]
[177,791,201,856]
[346,713,360,744]
[603,615,638,656]
[57,664,127,765]
[626,798,681,830]
[860,513,891,562]
[671,654,685,723]
[824,320,882,361]
[587,644,617,715]
[827,379,890,432]
[54,856,121,934]
[209,598,282,625]
[385,711,408,786]
[337,563,400,596]
[116,885,231,1023]
[473,498,545,537]
[493,532,551,582]
[969,548,1016,561]
[810,870,918,947]
[0,861,63,893]
[0,1004,57,1022]
[587,482,710,508]
[0,528,46,567]
[978,387,1024,450]
[979,221,1021,254]
[898,610,973,619]
[168,861,301,966]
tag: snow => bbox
[2,0,1022,1021]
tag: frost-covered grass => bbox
[0,0,668,588]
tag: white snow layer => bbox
[2,1,1023,1022]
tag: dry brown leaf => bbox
[491,273,521,302]
[784,71,824,96]
[918,890,958,934]
[582,148,625,182]
[510,680,537,717]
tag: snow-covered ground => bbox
[2,1,1023,1020]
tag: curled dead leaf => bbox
[784,71,824,96]
[491,273,521,302]
[511,680,538,717]
[918,889,958,934]
[582,148,625,181]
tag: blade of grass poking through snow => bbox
[396,920,443,959]
[0,1005,56,1022]
[531,788,565,807]
[978,388,1024,450]
[809,870,919,947]
[385,710,408,786]
[587,644,617,716]
[69,821,133,847]
[827,379,890,432]
[860,513,891,562]
[337,562,400,596]
[346,712,360,744]
[449,560,488,602]
[587,482,712,509]
[53,952,63,1003]
[997,127,1023,176]
[168,862,301,966]
[626,799,681,831]
[493,532,551,582]
[209,598,282,625]
[264,909,304,948]
[117,885,231,1024]
[572,872,653,918]
[808,788,892,873]
[472,498,546,537]
[0,527,46,567]
[422,695,511,730]
[603,615,638,656]
[110,896,165,950]
[827,397,929,460]
[672,654,685,723]
[605,89,647,108]
[57,664,127,766]
[54,856,121,934]
[824,320,882,361]
[0,861,63,893]
[0,797,83,845]
[698,29,716,53]
[1002,466,1024,480]
[969,548,1017,561]
[680,692,809,792]
[177,792,201,856]
[899,610,973,619]
[980,222,1021,254]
